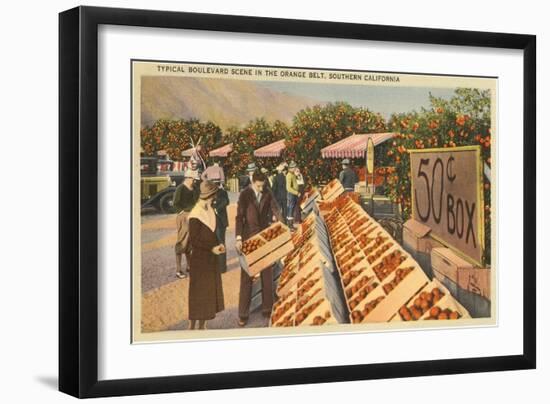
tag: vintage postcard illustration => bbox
[131,60,496,342]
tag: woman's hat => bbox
[288,161,297,168]
[199,180,219,199]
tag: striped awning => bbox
[254,139,286,158]
[209,143,233,158]
[320,133,395,158]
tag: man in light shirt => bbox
[285,161,299,231]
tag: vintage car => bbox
[140,157,186,214]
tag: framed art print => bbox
[59,6,536,398]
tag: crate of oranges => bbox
[390,279,471,322]
[239,222,294,277]
[320,179,345,201]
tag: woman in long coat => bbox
[187,180,225,330]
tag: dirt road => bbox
[140,195,269,332]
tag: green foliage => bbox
[140,118,223,160]
[224,118,289,177]
[283,102,386,184]
[379,88,492,263]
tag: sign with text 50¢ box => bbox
[410,146,484,266]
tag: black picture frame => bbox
[59,6,536,398]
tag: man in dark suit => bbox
[339,158,359,192]
[240,162,257,189]
[212,179,230,273]
[235,171,283,326]
[271,163,288,223]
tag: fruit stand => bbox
[270,182,472,327]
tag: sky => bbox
[256,81,456,118]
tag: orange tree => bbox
[224,118,289,177]
[379,88,492,263]
[141,118,223,160]
[283,102,387,185]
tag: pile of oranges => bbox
[373,250,407,281]
[260,224,285,242]
[399,287,445,321]
[382,266,414,294]
[242,237,265,255]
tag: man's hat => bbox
[260,167,268,174]
[246,162,257,172]
[342,158,350,165]
[199,180,219,199]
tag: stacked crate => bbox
[319,179,344,201]
[270,213,348,327]
[391,278,471,322]
[317,194,470,324]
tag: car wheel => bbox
[159,192,175,214]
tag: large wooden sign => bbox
[410,146,484,265]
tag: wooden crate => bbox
[361,267,429,323]
[294,296,327,326]
[403,219,431,252]
[431,247,473,285]
[367,242,403,273]
[271,311,296,327]
[272,205,351,326]
[349,283,386,323]
[344,264,377,294]
[300,190,320,211]
[277,258,321,297]
[300,252,324,277]
[241,222,294,277]
[277,220,324,296]
[457,267,491,300]
[270,285,298,326]
[421,293,471,320]
[299,299,338,326]
[402,219,444,277]
[345,275,380,314]
[456,267,491,318]
[242,222,291,265]
[389,278,450,321]
[295,281,326,313]
[240,240,294,278]
[320,179,345,201]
